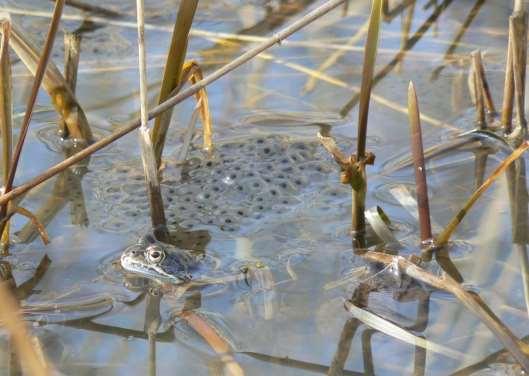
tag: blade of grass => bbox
[151,0,198,167]
[0,0,350,208]
[135,0,168,239]
[502,21,515,132]
[436,141,529,246]
[0,18,12,253]
[407,82,433,244]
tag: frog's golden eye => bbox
[146,245,165,264]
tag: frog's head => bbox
[120,235,194,283]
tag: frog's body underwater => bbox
[89,134,352,234]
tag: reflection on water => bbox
[0,0,528,374]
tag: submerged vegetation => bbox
[0,0,527,374]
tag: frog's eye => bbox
[146,245,165,264]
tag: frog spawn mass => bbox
[88,135,349,233]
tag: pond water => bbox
[0,0,527,375]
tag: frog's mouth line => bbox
[120,255,191,283]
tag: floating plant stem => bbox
[407,82,433,245]
[0,19,12,253]
[0,0,64,238]
[361,251,529,371]
[436,141,529,246]
[352,0,383,242]
[151,0,198,168]
[0,0,350,208]
[135,0,168,238]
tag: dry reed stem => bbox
[1,206,50,245]
[407,82,432,243]
[135,0,167,236]
[502,21,515,132]
[151,0,198,167]
[181,61,213,152]
[0,282,51,376]
[436,141,529,246]
[510,11,528,136]
[0,0,349,208]
[62,31,81,137]
[472,51,496,115]
[0,0,64,239]
[361,251,529,371]
[471,52,486,128]
[0,18,12,252]
[181,311,245,376]
[9,23,93,142]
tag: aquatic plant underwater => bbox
[0,0,528,374]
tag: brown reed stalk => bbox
[0,0,349,208]
[10,23,93,142]
[181,311,245,376]
[0,19,12,253]
[151,0,198,168]
[0,282,52,376]
[0,0,64,239]
[436,141,529,246]
[61,31,81,137]
[471,52,486,128]
[510,11,528,136]
[135,0,168,238]
[407,82,433,244]
[472,51,496,115]
[361,251,529,371]
[502,21,516,132]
